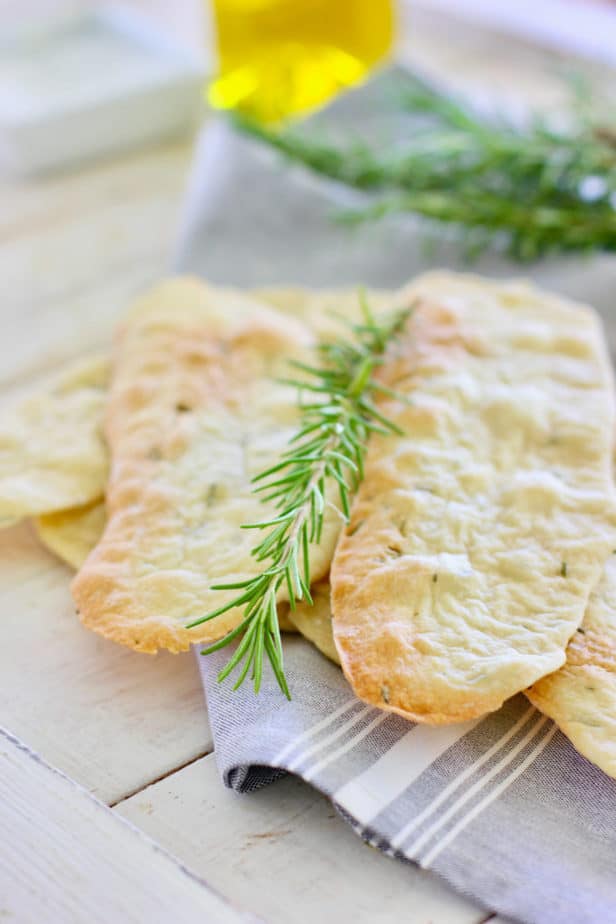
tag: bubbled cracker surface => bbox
[331,273,616,723]
[31,287,393,568]
[71,279,346,653]
[0,355,109,524]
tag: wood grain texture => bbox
[0,140,190,244]
[0,142,192,391]
[117,753,487,924]
[0,728,251,924]
[0,522,211,804]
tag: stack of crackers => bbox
[2,272,615,779]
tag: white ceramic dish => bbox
[0,6,206,174]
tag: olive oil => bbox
[208,0,394,122]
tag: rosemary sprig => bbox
[235,72,616,261]
[186,295,409,697]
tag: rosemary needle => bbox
[186,294,409,697]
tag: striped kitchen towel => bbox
[198,638,616,924]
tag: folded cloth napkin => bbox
[198,640,616,924]
[175,69,616,924]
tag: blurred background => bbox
[2,0,615,176]
[2,0,615,382]
[1,0,615,144]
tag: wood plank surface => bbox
[0,140,193,390]
[117,753,489,924]
[0,522,211,804]
[0,727,251,924]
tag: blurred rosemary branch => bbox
[234,72,616,261]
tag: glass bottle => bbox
[208,0,395,122]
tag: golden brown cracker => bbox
[36,499,107,569]
[331,273,616,723]
[0,355,109,524]
[71,279,343,653]
[527,553,616,778]
[286,581,340,664]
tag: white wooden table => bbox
[1,7,612,922]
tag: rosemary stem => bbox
[188,299,410,696]
[278,431,338,578]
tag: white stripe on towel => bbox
[272,696,359,765]
[334,717,481,825]
[390,704,537,849]
[304,712,390,782]
[408,715,551,859]
[286,704,376,773]
[421,723,558,867]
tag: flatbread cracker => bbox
[71,278,343,653]
[28,288,387,562]
[36,495,297,632]
[527,440,616,781]
[33,288,392,635]
[527,556,616,778]
[36,499,107,569]
[331,272,616,724]
[8,290,379,527]
[0,355,109,524]
[286,581,340,665]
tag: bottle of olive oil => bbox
[208,0,394,122]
